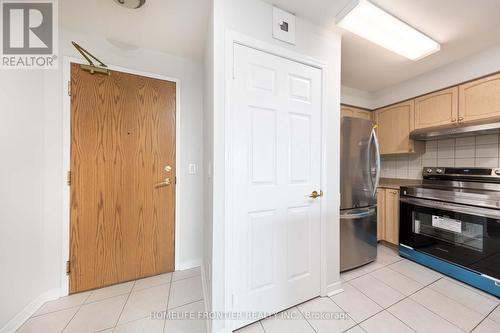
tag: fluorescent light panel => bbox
[336,0,440,61]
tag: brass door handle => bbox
[155,178,171,188]
[308,190,323,199]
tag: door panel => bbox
[69,64,176,293]
[232,44,322,328]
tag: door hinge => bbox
[66,261,70,275]
[67,80,71,96]
[67,171,72,186]
[175,176,177,185]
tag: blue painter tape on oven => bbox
[399,245,500,298]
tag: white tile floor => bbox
[236,244,500,333]
[15,245,500,333]
[16,267,206,333]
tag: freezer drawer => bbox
[340,206,378,272]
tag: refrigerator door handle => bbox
[340,208,376,220]
[369,128,381,197]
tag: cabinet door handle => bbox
[458,117,464,122]
[451,118,457,122]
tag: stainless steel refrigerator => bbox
[340,116,381,272]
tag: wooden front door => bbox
[69,63,176,294]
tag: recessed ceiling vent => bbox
[113,0,146,9]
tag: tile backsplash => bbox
[381,134,500,179]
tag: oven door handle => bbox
[400,196,500,219]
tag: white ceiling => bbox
[60,0,209,61]
[265,0,500,92]
[61,0,500,92]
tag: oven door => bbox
[400,196,500,280]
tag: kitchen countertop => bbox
[378,178,422,190]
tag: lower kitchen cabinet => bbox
[376,189,385,241]
[377,188,400,245]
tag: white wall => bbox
[1,27,205,330]
[340,44,500,111]
[0,71,47,329]
[208,0,342,332]
[372,44,500,109]
[382,134,500,179]
[341,85,374,109]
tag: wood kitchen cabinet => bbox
[459,73,500,123]
[374,100,424,155]
[376,189,386,241]
[414,87,459,129]
[384,189,400,245]
[341,105,372,120]
[376,188,399,246]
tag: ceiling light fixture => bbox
[336,0,440,61]
[113,0,146,9]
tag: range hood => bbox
[410,121,500,141]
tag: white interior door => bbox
[231,44,322,329]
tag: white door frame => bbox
[60,56,182,296]
[224,31,330,332]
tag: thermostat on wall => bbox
[273,7,296,45]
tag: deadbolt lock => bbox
[164,165,172,172]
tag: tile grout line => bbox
[163,274,174,333]
[331,250,398,330]
[31,291,94,318]
[441,276,500,305]
[61,290,95,332]
[467,303,499,332]
[341,258,400,283]
[258,320,267,333]
[295,305,320,333]
[328,293,383,331]
[382,276,472,333]
[338,256,441,332]
[425,280,496,319]
[406,280,487,332]
[113,281,136,330]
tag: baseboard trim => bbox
[177,258,203,271]
[325,281,343,297]
[0,288,60,333]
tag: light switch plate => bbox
[188,163,197,175]
[272,7,296,45]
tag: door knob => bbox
[308,190,323,199]
[155,178,171,188]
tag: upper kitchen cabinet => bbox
[374,100,424,155]
[341,105,372,120]
[414,87,458,129]
[459,73,500,123]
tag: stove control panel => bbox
[423,167,500,179]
